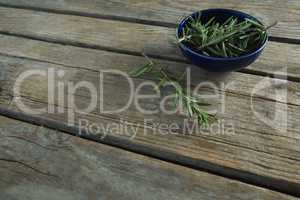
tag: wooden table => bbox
[0,1,299,199]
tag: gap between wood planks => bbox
[0,30,299,83]
[0,50,299,108]
[0,107,299,198]
[0,2,299,45]
[0,2,299,197]
[0,4,299,82]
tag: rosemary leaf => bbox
[129,63,153,77]
[129,56,215,127]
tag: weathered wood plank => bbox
[2,116,296,200]
[0,42,299,195]
[0,35,299,105]
[0,0,299,41]
[0,7,299,80]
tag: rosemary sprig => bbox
[130,57,216,127]
[178,12,276,58]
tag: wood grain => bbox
[0,40,299,195]
[2,116,297,200]
[0,3,299,196]
[0,7,299,80]
[0,0,299,41]
[0,35,299,105]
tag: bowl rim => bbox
[176,8,268,61]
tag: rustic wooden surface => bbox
[0,7,299,80]
[0,0,299,199]
[2,116,296,200]
[0,41,300,192]
[0,0,299,41]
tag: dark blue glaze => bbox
[176,9,268,72]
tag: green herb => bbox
[178,13,276,58]
[130,56,216,127]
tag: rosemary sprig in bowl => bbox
[176,9,277,72]
[178,12,273,58]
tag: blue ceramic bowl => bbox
[176,9,268,72]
